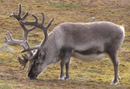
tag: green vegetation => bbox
[49,2,87,8]
[0,0,130,88]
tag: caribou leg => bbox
[107,49,120,85]
[111,55,120,85]
[65,58,70,80]
[58,49,72,80]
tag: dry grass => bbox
[0,0,130,88]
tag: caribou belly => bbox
[72,52,106,62]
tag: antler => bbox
[4,4,35,70]
[4,4,54,72]
[19,12,54,72]
[19,13,54,72]
[20,12,54,52]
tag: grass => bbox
[0,0,130,89]
[49,2,87,8]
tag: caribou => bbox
[4,4,125,85]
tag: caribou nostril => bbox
[29,75,37,80]
[28,73,37,80]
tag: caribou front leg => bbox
[65,58,70,80]
[58,49,72,80]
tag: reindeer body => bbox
[44,21,124,62]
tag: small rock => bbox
[92,17,95,21]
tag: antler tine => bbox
[10,12,20,20]
[4,35,9,47]
[21,46,40,53]
[21,12,29,20]
[20,13,43,28]
[46,17,55,30]
[18,56,28,70]
[20,41,30,53]
[7,31,13,40]
[20,14,38,26]
[10,4,28,21]
[4,31,13,46]
[41,12,45,26]
[20,40,40,53]
[32,14,38,23]
[20,24,36,41]
[17,52,34,70]
[18,4,22,17]
[4,31,25,46]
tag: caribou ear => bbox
[41,52,45,56]
[39,51,45,59]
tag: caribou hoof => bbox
[111,78,119,85]
[65,77,70,80]
[58,76,65,80]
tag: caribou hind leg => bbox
[107,48,120,85]
[58,48,72,80]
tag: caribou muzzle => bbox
[28,72,38,79]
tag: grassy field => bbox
[0,0,130,89]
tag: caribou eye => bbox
[35,61,40,66]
